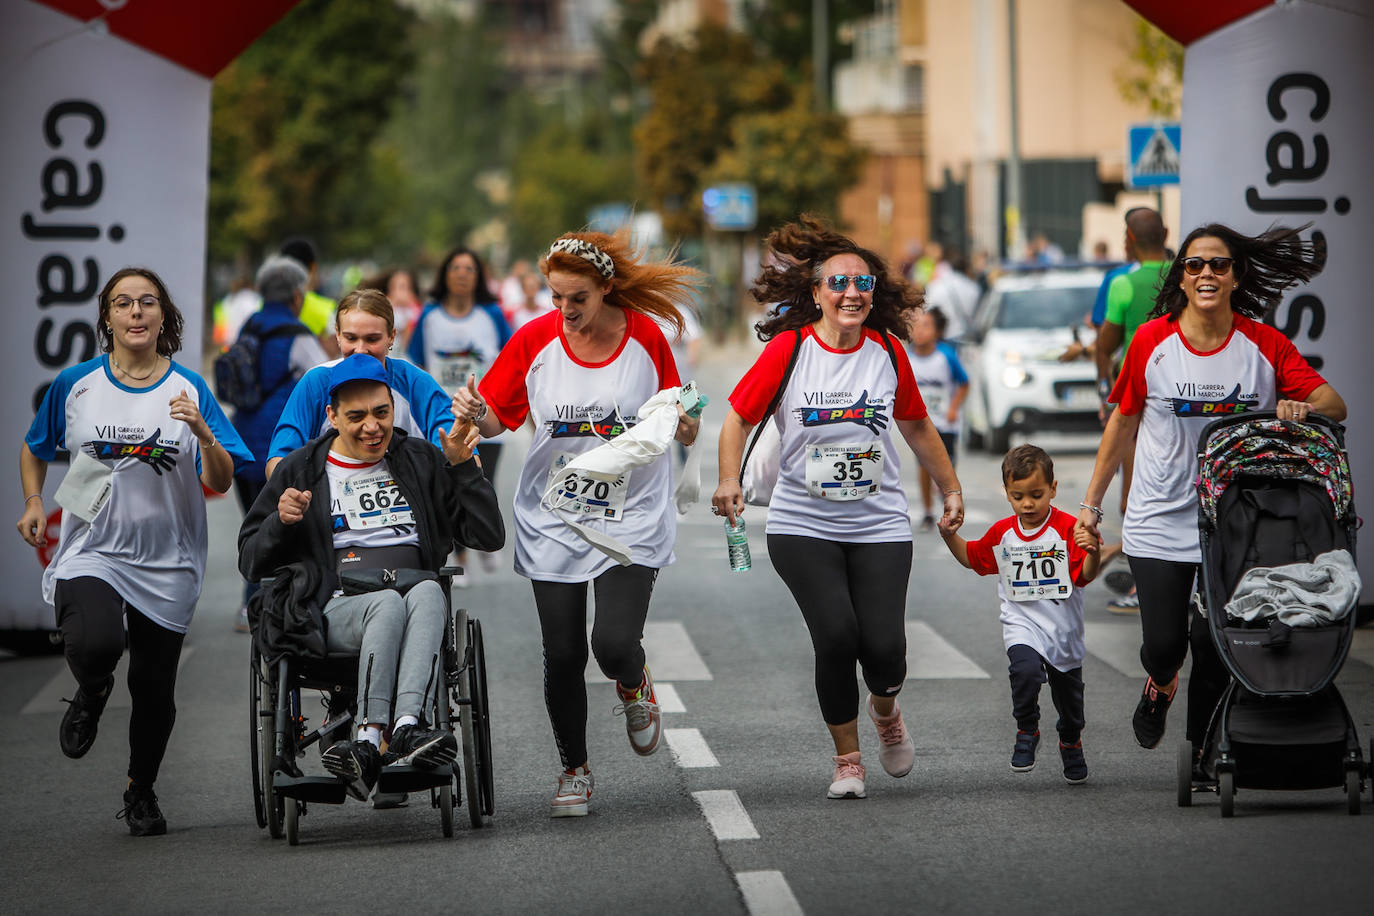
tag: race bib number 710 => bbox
[997,539,1073,602]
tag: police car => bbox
[962,266,1107,453]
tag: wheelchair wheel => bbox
[470,618,495,818]
[439,783,454,837]
[286,798,301,845]
[254,649,285,838]
[454,608,486,829]
[250,648,266,829]
[431,662,456,838]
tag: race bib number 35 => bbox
[804,442,883,501]
[339,471,413,529]
[998,539,1072,602]
[548,452,630,520]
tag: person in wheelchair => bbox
[238,353,504,801]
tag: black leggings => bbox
[54,577,186,787]
[1128,555,1229,745]
[768,535,912,726]
[532,564,658,769]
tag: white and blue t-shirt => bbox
[407,301,512,444]
[268,356,455,463]
[25,356,252,632]
[906,340,968,435]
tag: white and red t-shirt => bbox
[1110,313,1326,562]
[729,326,927,542]
[480,309,680,582]
[966,508,1089,671]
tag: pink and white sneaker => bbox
[868,695,915,778]
[551,766,594,818]
[613,666,661,756]
[827,751,867,799]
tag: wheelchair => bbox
[248,568,493,845]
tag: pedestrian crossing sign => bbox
[1128,123,1181,188]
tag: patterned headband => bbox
[549,237,615,279]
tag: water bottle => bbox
[725,518,751,572]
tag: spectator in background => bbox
[358,268,423,357]
[228,256,328,631]
[1092,240,1111,262]
[509,271,555,331]
[280,237,340,359]
[1027,232,1065,265]
[906,306,969,531]
[498,259,534,323]
[212,272,261,349]
[922,249,982,342]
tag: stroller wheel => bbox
[1346,767,1362,816]
[1219,771,1235,818]
[1176,741,1193,807]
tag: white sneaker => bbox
[234,605,250,633]
[827,751,866,799]
[868,695,915,778]
[477,550,501,573]
[613,666,661,756]
[551,766,593,817]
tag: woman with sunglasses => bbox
[1074,223,1346,776]
[16,267,252,836]
[712,216,963,800]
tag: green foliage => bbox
[742,0,872,83]
[1116,17,1185,119]
[208,0,414,265]
[635,23,865,237]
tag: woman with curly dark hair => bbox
[1074,223,1346,778]
[712,216,963,800]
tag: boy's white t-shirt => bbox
[479,309,680,582]
[906,340,968,435]
[966,507,1090,672]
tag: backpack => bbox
[214,321,312,411]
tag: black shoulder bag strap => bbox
[739,329,804,480]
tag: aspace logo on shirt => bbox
[1169,383,1259,417]
[793,390,889,435]
[545,407,635,439]
[86,429,180,475]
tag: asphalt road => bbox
[3,345,1372,915]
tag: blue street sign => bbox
[703,183,757,231]
[1128,123,1181,188]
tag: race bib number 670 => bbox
[547,452,630,520]
[997,539,1072,602]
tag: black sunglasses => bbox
[1181,257,1233,277]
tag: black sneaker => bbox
[116,783,167,836]
[1104,569,1135,595]
[1060,740,1088,784]
[1010,729,1039,772]
[1132,677,1176,749]
[386,724,457,769]
[322,739,383,801]
[60,675,114,759]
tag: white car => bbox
[962,267,1106,454]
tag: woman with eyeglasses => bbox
[1074,223,1346,777]
[16,267,252,836]
[711,216,963,800]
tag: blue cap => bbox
[328,353,389,397]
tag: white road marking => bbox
[585,620,713,682]
[736,871,805,916]
[691,789,760,840]
[655,681,686,713]
[905,621,990,679]
[21,647,196,715]
[1084,621,1146,679]
[664,727,720,767]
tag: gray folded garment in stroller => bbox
[1224,548,1362,627]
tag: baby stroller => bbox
[1187,411,1369,817]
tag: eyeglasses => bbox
[110,295,161,310]
[820,274,876,293]
[1181,257,1233,277]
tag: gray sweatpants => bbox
[322,580,446,729]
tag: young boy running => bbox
[939,444,1101,782]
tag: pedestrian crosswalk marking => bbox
[905,621,991,679]
[20,648,196,716]
[736,871,804,916]
[665,727,720,767]
[585,620,713,682]
[692,789,760,840]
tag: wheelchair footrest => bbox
[274,773,349,805]
[377,763,453,794]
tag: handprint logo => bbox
[87,428,180,475]
[795,390,890,435]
